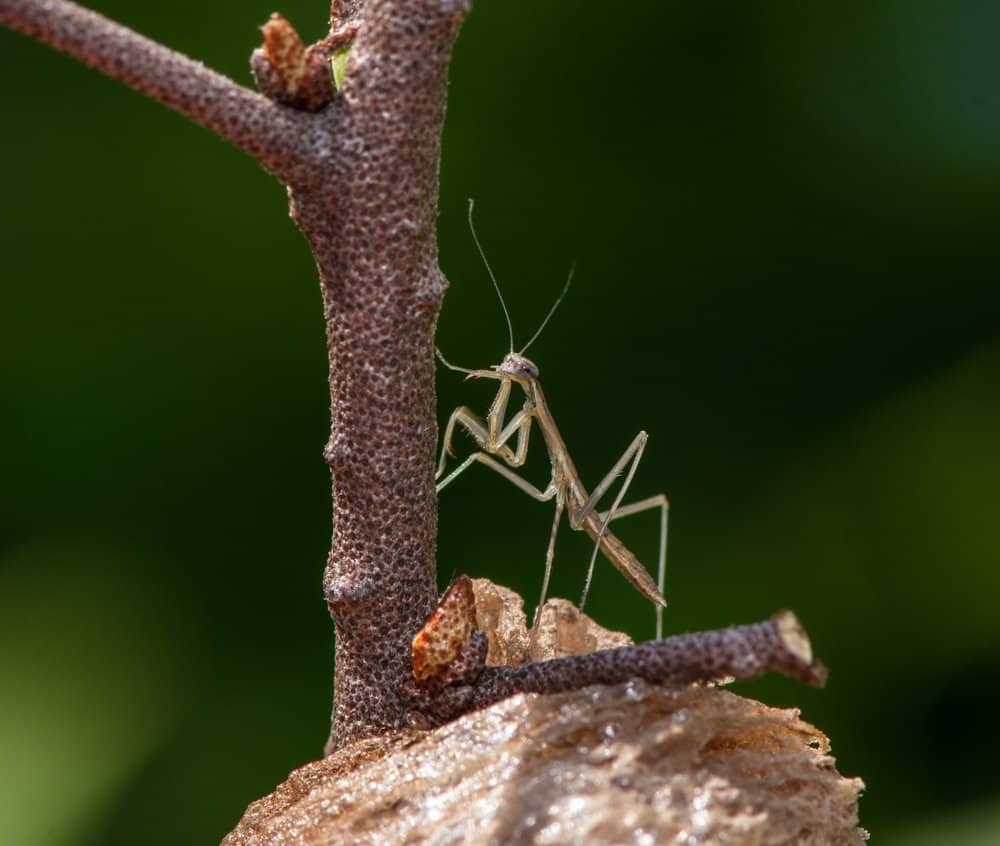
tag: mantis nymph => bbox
[437,203,670,637]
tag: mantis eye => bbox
[517,362,538,379]
[501,354,538,380]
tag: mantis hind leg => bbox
[576,431,670,639]
[596,494,669,639]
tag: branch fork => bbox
[251,14,357,112]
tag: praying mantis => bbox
[436,203,670,638]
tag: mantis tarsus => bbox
[436,203,670,638]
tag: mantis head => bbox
[463,352,539,385]
[495,352,539,383]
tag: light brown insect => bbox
[437,202,670,637]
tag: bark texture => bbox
[0,1,468,748]
[303,0,468,753]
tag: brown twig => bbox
[0,0,310,181]
[467,611,827,711]
[408,590,826,725]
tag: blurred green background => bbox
[2,0,999,842]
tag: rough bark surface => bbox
[0,0,468,752]
[305,0,468,753]
[409,576,827,729]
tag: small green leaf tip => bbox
[331,48,350,91]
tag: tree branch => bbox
[410,582,826,725]
[293,0,470,751]
[3,0,474,752]
[466,611,826,713]
[0,0,308,180]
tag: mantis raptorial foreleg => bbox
[436,400,537,488]
[437,399,573,626]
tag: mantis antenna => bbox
[520,263,575,355]
[467,198,515,354]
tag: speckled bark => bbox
[295,0,467,752]
[411,583,827,726]
[466,613,825,710]
[1,0,467,750]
